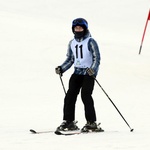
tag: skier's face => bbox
[74,26,84,32]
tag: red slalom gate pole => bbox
[139,9,150,55]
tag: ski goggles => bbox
[72,18,88,28]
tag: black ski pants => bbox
[63,74,96,122]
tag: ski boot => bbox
[55,120,79,134]
[81,121,104,133]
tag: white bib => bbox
[71,37,92,68]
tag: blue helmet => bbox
[72,18,88,33]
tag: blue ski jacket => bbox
[60,30,101,76]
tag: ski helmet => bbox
[72,18,88,33]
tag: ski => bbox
[55,130,81,135]
[30,129,54,134]
[30,129,81,135]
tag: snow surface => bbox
[0,0,150,149]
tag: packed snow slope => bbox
[0,0,150,149]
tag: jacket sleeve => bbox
[88,38,101,75]
[60,40,74,73]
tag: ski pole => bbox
[94,77,134,132]
[59,75,66,95]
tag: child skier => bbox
[55,18,103,132]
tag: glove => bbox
[86,68,95,76]
[55,66,63,76]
